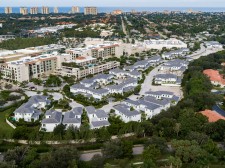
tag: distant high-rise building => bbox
[131,9,136,14]
[71,6,79,13]
[112,10,123,15]
[84,7,97,15]
[30,7,38,14]
[20,7,28,15]
[5,7,12,14]
[42,7,49,14]
[54,7,59,14]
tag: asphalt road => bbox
[79,145,144,161]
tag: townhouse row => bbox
[112,91,180,123]
[13,95,110,132]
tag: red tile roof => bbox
[200,109,225,122]
[203,69,225,85]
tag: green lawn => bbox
[0,108,14,138]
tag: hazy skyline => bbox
[1,0,225,7]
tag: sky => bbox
[1,0,225,7]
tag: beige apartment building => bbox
[54,7,59,14]
[71,6,79,13]
[112,10,123,15]
[42,7,49,14]
[1,55,57,82]
[30,7,38,14]
[66,43,123,59]
[20,7,28,15]
[5,7,12,14]
[84,7,97,15]
[55,61,120,80]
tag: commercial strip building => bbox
[135,38,188,50]
[0,44,65,63]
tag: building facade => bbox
[30,7,38,14]
[5,7,12,14]
[1,55,57,82]
[84,7,97,15]
[20,7,28,15]
[54,7,59,14]
[42,7,49,14]
[71,6,79,13]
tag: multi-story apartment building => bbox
[55,61,120,80]
[1,55,57,82]
[84,7,97,15]
[54,7,59,14]
[20,7,28,15]
[66,42,122,59]
[30,7,39,14]
[42,7,49,14]
[112,10,123,15]
[71,6,79,13]
[0,44,65,63]
[5,7,12,14]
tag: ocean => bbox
[1,7,225,13]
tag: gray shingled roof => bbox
[14,95,48,115]
[138,100,161,110]
[71,107,83,115]
[62,111,81,124]
[42,110,62,124]
[114,104,140,117]
[80,78,95,85]
[144,96,170,106]
[85,106,96,114]
[95,110,108,118]
[91,120,110,128]
[147,55,161,62]
[124,99,140,106]
[145,90,174,96]
[155,74,177,79]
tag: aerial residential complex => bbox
[1,6,225,167]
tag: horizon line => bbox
[1,6,225,8]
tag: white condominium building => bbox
[5,7,12,14]
[71,6,79,13]
[20,7,28,15]
[55,61,120,80]
[54,7,59,14]
[136,38,187,50]
[66,42,123,59]
[1,55,57,82]
[84,7,98,15]
[30,7,38,14]
[42,7,49,14]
